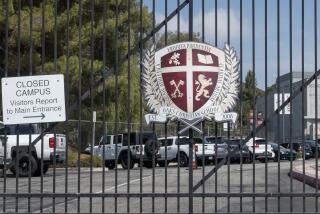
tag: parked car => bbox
[158,136,189,167]
[226,139,251,163]
[157,136,228,167]
[83,134,115,155]
[106,132,160,169]
[245,138,274,162]
[204,136,229,160]
[0,123,66,177]
[280,142,313,159]
[304,140,320,158]
[269,142,297,161]
[194,137,228,164]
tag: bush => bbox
[67,149,103,167]
[296,152,303,159]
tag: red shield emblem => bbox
[159,48,219,112]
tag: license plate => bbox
[209,157,213,160]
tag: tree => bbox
[156,31,201,49]
[0,0,152,146]
[0,0,152,125]
[235,70,264,127]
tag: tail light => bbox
[253,143,259,148]
[195,145,198,152]
[49,137,55,148]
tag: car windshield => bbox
[159,139,173,147]
[177,137,190,145]
[270,143,286,150]
[255,139,267,144]
[305,140,320,147]
[228,139,241,145]
[0,124,38,135]
[205,137,225,144]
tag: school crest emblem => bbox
[143,42,239,133]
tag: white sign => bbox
[274,93,290,115]
[1,74,66,124]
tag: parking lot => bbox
[1,160,319,213]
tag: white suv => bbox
[246,137,275,162]
[158,136,189,167]
[157,136,227,167]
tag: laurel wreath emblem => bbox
[142,43,239,114]
[142,45,164,113]
[216,44,240,112]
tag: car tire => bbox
[33,162,49,176]
[10,154,38,177]
[105,161,116,170]
[158,161,169,167]
[120,153,134,169]
[197,159,205,166]
[243,157,249,163]
[249,153,256,163]
[143,161,154,168]
[259,159,267,163]
[177,153,188,167]
[144,139,160,157]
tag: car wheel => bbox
[10,154,38,177]
[120,153,134,169]
[197,159,205,166]
[158,161,169,167]
[178,153,188,167]
[243,157,250,163]
[259,159,267,163]
[105,161,115,170]
[33,162,49,176]
[143,160,154,168]
[248,153,254,163]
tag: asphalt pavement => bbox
[1,160,320,213]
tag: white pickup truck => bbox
[0,122,66,177]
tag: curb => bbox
[290,164,320,189]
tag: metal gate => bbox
[0,0,320,213]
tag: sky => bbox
[142,0,320,89]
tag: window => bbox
[193,138,203,144]
[255,139,266,144]
[159,139,173,147]
[0,127,10,135]
[98,135,113,146]
[177,137,190,145]
[122,133,157,146]
[6,125,37,135]
[206,137,225,144]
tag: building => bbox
[256,72,320,142]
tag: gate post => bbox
[188,128,194,213]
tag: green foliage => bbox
[67,148,103,167]
[0,0,152,135]
[156,31,201,48]
[235,70,264,127]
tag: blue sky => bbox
[143,0,320,89]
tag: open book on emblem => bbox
[197,53,213,64]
